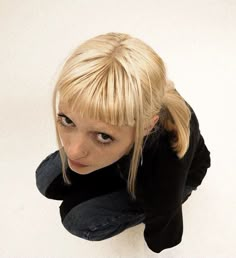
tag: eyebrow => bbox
[57,112,117,136]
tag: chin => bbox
[68,165,95,175]
[74,170,94,175]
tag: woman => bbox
[36,32,211,253]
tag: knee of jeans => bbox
[61,202,110,241]
[35,151,62,197]
[36,172,48,197]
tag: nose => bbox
[67,134,88,160]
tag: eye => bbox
[57,113,114,145]
[57,114,74,127]
[96,133,113,145]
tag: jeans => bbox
[59,186,196,241]
[60,189,146,241]
[36,150,197,241]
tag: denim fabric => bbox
[60,189,145,241]
[60,186,196,241]
[36,150,62,197]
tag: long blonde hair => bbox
[52,32,191,199]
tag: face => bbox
[56,102,135,175]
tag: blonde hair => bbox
[52,32,191,199]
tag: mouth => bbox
[68,159,88,167]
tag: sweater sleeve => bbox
[136,135,188,252]
[186,133,211,188]
[140,150,188,253]
[143,205,183,253]
[139,105,209,253]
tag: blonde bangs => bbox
[57,59,137,127]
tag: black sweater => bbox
[36,104,211,253]
[115,104,211,252]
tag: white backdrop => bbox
[0,0,235,257]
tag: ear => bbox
[144,115,159,136]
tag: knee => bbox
[60,202,111,241]
[35,150,62,198]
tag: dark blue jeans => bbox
[60,189,146,241]
[36,150,196,241]
[59,186,195,241]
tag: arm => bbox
[143,206,183,253]
[137,140,188,253]
[140,105,209,253]
[186,133,211,188]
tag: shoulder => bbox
[137,103,201,205]
[146,102,201,164]
[144,101,200,156]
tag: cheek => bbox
[96,150,123,167]
[101,144,130,162]
[57,129,67,145]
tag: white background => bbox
[0,0,235,257]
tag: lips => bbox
[68,159,88,167]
